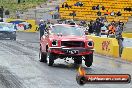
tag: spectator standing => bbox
[39,20,47,40]
[104,10,110,16]
[93,18,104,36]
[110,10,115,16]
[5,10,10,18]
[16,10,20,19]
[18,0,21,4]
[0,17,3,22]
[116,11,122,16]
[0,6,4,18]
[115,21,124,57]
[107,21,116,37]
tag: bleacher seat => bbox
[59,0,132,22]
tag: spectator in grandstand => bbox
[5,9,10,18]
[39,20,47,39]
[104,10,110,16]
[107,21,116,37]
[110,10,115,16]
[62,3,64,8]
[116,11,122,16]
[88,20,94,34]
[118,21,124,31]
[92,6,96,10]
[97,11,101,16]
[102,6,105,10]
[65,3,69,9]
[124,7,131,12]
[18,0,21,4]
[93,18,104,36]
[75,2,83,7]
[96,5,100,10]
[71,11,76,19]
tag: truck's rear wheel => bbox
[84,54,93,67]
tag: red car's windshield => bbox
[51,25,84,36]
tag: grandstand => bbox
[59,0,132,22]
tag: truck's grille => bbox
[61,41,85,47]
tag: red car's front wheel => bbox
[47,53,56,66]
[84,54,93,67]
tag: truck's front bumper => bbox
[48,47,94,56]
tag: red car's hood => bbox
[49,35,87,41]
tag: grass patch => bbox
[0,0,46,13]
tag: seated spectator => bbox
[110,10,115,16]
[124,7,131,12]
[65,3,69,9]
[97,11,101,16]
[74,2,83,7]
[104,10,110,16]
[92,6,96,10]
[88,20,94,34]
[62,3,64,8]
[69,11,76,19]
[96,5,100,10]
[79,2,83,7]
[102,6,105,10]
[116,11,122,16]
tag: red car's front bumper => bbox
[48,47,94,56]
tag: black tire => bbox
[84,54,93,67]
[40,51,47,63]
[47,53,55,66]
[10,37,16,41]
[74,56,82,65]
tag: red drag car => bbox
[40,24,94,67]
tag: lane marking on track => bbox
[16,39,26,42]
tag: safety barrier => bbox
[122,33,132,38]
[6,19,38,32]
[87,35,119,58]
[121,47,132,62]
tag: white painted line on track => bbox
[16,39,25,42]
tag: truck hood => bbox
[49,35,87,41]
